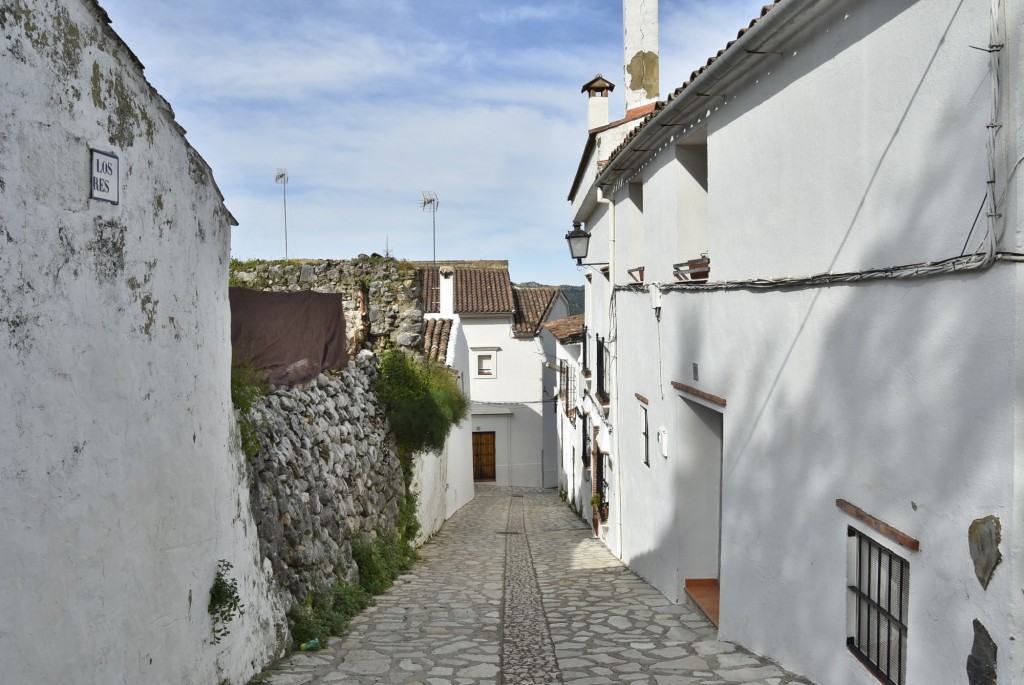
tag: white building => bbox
[416,266,475,537]
[422,262,568,488]
[568,1,1022,684]
[544,314,593,514]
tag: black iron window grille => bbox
[847,526,909,685]
[558,360,577,423]
[580,416,590,468]
[582,326,589,374]
[596,335,609,404]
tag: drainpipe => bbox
[595,187,623,553]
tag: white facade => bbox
[548,319,592,515]
[0,2,284,683]
[415,312,475,536]
[444,317,475,518]
[464,303,567,488]
[570,1,1023,684]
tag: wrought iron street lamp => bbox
[564,222,607,267]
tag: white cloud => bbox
[100,0,768,285]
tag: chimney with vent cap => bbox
[582,74,615,130]
[623,0,659,114]
[438,265,455,317]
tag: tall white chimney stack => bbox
[438,265,455,317]
[623,0,659,114]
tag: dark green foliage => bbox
[286,532,416,650]
[208,560,244,645]
[559,284,584,315]
[351,532,418,596]
[287,581,371,647]
[375,350,468,454]
[396,488,420,544]
[230,360,269,459]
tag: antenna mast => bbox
[421,191,439,267]
[275,169,289,259]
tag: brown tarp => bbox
[229,287,348,385]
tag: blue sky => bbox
[99,1,771,285]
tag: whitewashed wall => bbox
[0,2,283,683]
[553,340,589,512]
[574,0,1023,683]
[445,318,475,518]
[411,449,447,546]
[463,315,546,487]
[540,297,570,488]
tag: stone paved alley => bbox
[258,486,812,685]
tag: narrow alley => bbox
[258,486,812,685]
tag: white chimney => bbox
[438,265,455,317]
[623,0,659,114]
[582,74,615,130]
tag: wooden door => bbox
[473,431,496,482]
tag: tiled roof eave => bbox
[596,1,788,191]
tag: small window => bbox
[640,404,649,467]
[477,352,495,377]
[847,527,909,685]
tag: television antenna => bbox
[275,169,289,259]
[421,191,439,266]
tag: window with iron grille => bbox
[567,367,576,423]
[596,335,609,403]
[847,527,909,685]
[559,360,568,404]
[582,326,589,375]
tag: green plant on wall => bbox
[209,559,244,645]
[285,530,418,651]
[231,359,269,459]
[374,349,468,455]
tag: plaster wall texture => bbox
[622,143,708,283]
[540,299,570,488]
[705,0,991,282]
[553,341,588,511]
[622,0,659,110]
[0,1,282,682]
[444,317,475,517]
[572,0,1024,682]
[614,271,1018,685]
[411,448,447,546]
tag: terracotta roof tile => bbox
[421,262,515,315]
[512,286,560,337]
[544,314,585,344]
[423,318,453,363]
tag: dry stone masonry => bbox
[229,256,424,354]
[246,350,405,603]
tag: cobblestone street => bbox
[258,486,812,685]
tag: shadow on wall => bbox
[624,0,1008,680]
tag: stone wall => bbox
[245,350,405,603]
[230,257,424,354]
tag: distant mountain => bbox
[517,281,584,317]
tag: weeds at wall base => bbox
[286,531,417,650]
